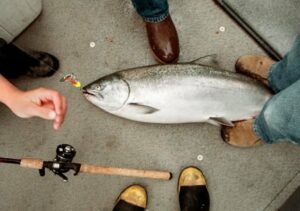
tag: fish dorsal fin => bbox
[127,103,159,114]
[190,54,220,68]
[209,117,234,127]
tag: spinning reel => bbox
[38,144,81,182]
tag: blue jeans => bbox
[131,0,169,23]
[254,35,300,145]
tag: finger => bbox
[54,96,67,130]
[54,113,62,130]
[35,88,64,115]
[30,105,56,120]
[59,95,67,119]
[54,122,60,130]
[43,101,55,110]
[42,102,60,129]
[49,92,63,115]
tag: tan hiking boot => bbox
[221,119,263,147]
[235,55,276,85]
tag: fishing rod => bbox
[0,144,172,182]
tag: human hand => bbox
[6,88,67,129]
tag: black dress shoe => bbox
[113,185,147,211]
[0,39,59,78]
[25,50,59,77]
[178,167,210,211]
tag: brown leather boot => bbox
[145,15,179,64]
[221,119,263,147]
[235,55,276,86]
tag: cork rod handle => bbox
[20,158,44,169]
[80,164,172,180]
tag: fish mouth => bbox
[82,89,103,99]
[82,90,93,96]
[82,90,90,95]
[82,89,97,98]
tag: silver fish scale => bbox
[106,63,272,124]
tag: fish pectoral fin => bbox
[128,103,159,114]
[189,54,220,68]
[209,117,234,127]
[189,54,218,66]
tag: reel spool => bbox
[39,144,80,182]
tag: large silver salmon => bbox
[82,62,272,126]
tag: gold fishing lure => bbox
[60,73,81,88]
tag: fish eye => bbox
[93,84,107,91]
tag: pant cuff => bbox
[143,12,169,23]
[267,63,280,93]
[253,117,270,144]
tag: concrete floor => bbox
[0,0,299,210]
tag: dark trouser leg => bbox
[0,38,38,78]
